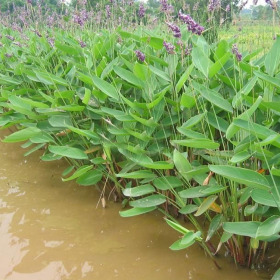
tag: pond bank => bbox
[0,130,267,280]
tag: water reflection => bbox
[0,130,267,280]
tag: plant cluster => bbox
[0,0,279,278]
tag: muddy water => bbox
[0,130,266,280]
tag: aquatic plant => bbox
[0,1,279,278]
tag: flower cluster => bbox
[135,50,145,62]
[208,0,221,12]
[178,10,204,35]
[166,22,181,38]
[232,44,242,61]
[160,0,173,13]
[106,5,111,18]
[138,4,146,18]
[226,4,230,12]
[163,41,175,54]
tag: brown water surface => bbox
[0,130,266,280]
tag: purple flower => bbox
[163,41,175,54]
[226,4,230,12]
[166,22,181,38]
[135,50,145,62]
[138,3,146,18]
[208,0,221,12]
[48,37,55,47]
[178,10,204,35]
[232,44,242,62]
[5,35,15,41]
[106,5,111,18]
[79,40,86,48]
[160,0,173,13]
[5,53,13,58]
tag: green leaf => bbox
[251,189,279,207]
[180,113,206,129]
[114,66,144,88]
[179,186,207,199]
[192,46,212,77]
[254,71,280,89]
[175,64,194,93]
[62,165,93,182]
[119,207,157,217]
[116,170,157,179]
[265,35,280,76]
[49,145,88,160]
[256,216,280,240]
[272,268,280,280]
[209,53,230,78]
[199,88,233,113]
[172,139,219,149]
[76,169,103,186]
[206,214,223,241]
[173,150,192,181]
[123,184,155,197]
[180,231,202,245]
[92,76,119,100]
[165,218,190,234]
[129,194,166,208]
[194,195,218,216]
[153,176,183,191]
[209,165,270,190]
[179,204,199,214]
[3,127,41,143]
[223,221,261,238]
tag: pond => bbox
[0,130,268,280]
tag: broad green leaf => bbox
[179,204,198,214]
[119,207,157,217]
[180,113,206,129]
[254,71,280,89]
[49,145,88,160]
[256,216,280,240]
[92,76,119,100]
[180,231,202,245]
[265,35,280,76]
[114,66,144,88]
[223,221,261,238]
[206,214,223,241]
[129,194,166,208]
[173,150,192,181]
[272,268,280,280]
[116,170,157,179]
[153,176,183,191]
[194,195,218,216]
[165,218,190,234]
[209,53,230,78]
[175,64,194,93]
[192,46,212,77]
[3,127,41,143]
[123,184,155,197]
[76,169,103,186]
[62,165,93,182]
[209,165,270,190]
[172,139,219,149]
[251,189,279,207]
